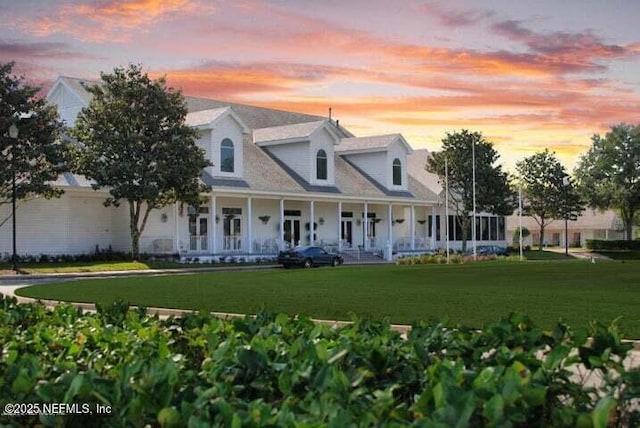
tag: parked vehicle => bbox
[278,246,344,268]
[476,245,509,256]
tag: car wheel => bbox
[303,258,313,268]
[331,258,339,267]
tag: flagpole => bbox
[519,176,523,261]
[445,157,450,264]
[472,135,477,260]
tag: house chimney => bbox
[328,107,332,120]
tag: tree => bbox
[71,64,210,260]
[427,130,516,251]
[574,124,640,240]
[512,226,530,247]
[1,61,66,229]
[516,149,584,250]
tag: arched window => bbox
[316,149,327,180]
[392,158,402,185]
[220,138,234,173]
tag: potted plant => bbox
[258,215,270,224]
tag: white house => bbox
[0,76,510,261]
[506,209,630,249]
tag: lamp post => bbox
[562,176,570,256]
[8,123,18,273]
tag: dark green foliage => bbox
[516,149,584,250]
[0,296,637,427]
[0,61,67,227]
[71,64,210,259]
[574,124,640,240]
[426,130,516,251]
[586,239,640,250]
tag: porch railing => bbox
[394,236,430,251]
[252,237,279,254]
[223,235,243,252]
[189,235,208,252]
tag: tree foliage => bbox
[516,149,583,250]
[0,61,66,228]
[71,64,210,259]
[574,123,640,240]
[427,130,516,251]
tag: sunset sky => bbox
[2,0,640,170]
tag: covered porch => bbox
[176,194,438,261]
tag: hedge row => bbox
[1,297,638,427]
[586,240,640,251]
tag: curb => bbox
[7,294,639,352]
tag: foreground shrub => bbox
[0,296,637,427]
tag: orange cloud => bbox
[28,0,207,42]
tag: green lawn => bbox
[16,261,640,337]
[0,260,273,274]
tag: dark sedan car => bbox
[278,246,344,268]
[476,245,509,256]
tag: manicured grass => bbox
[595,250,640,260]
[17,260,640,338]
[0,260,273,274]
[519,249,575,260]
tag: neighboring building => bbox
[0,77,509,261]
[506,209,628,248]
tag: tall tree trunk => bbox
[538,223,545,251]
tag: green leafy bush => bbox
[586,239,640,250]
[0,296,637,427]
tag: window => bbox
[392,158,402,185]
[221,138,234,173]
[316,149,327,180]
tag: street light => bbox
[8,124,19,273]
[562,176,570,256]
[8,123,18,273]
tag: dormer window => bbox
[316,149,327,180]
[221,138,234,172]
[392,158,402,185]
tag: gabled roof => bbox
[48,76,98,104]
[253,120,340,146]
[337,134,413,155]
[185,107,250,133]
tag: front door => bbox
[341,220,353,247]
[223,215,242,250]
[363,213,377,248]
[284,219,301,247]
[189,216,208,251]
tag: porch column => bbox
[309,200,315,245]
[363,202,369,250]
[410,205,416,250]
[424,207,429,249]
[387,203,393,259]
[210,196,217,254]
[279,199,285,250]
[431,206,437,249]
[247,197,253,254]
[174,204,180,254]
[338,201,343,252]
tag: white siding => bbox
[268,142,310,182]
[210,115,245,178]
[309,128,336,186]
[387,141,408,191]
[195,129,212,176]
[343,151,386,187]
[0,193,128,256]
